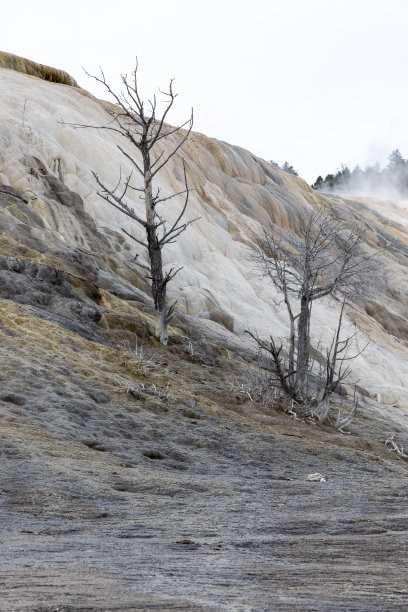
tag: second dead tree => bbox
[250,208,373,409]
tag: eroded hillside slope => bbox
[1,64,408,410]
[0,57,407,611]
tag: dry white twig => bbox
[385,434,408,458]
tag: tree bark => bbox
[144,153,169,345]
[296,294,310,397]
[296,244,312,398]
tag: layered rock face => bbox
[0,57,408,610]
[0,59,407,410]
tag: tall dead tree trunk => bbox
[296,293,311,397]
[63,61,195,345]
[143,151,168,343]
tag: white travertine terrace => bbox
[1,67,408,412]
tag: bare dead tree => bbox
[63,60,195,345]
[249,207,374,413]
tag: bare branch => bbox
[385,434,408,458]
[149,78,177,146]
[93,172,147,227]
[150,110,194,179]
[116,145,144,176]
[163,266,183,286]
[121,227,148,249]
[159,160,191,244]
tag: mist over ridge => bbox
[311,148,408,204]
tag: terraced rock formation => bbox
[0,54,407,611]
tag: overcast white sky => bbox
[2,0,408,182]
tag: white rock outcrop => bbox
[306,473,327,482]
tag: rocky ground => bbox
[0,290,407,610]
